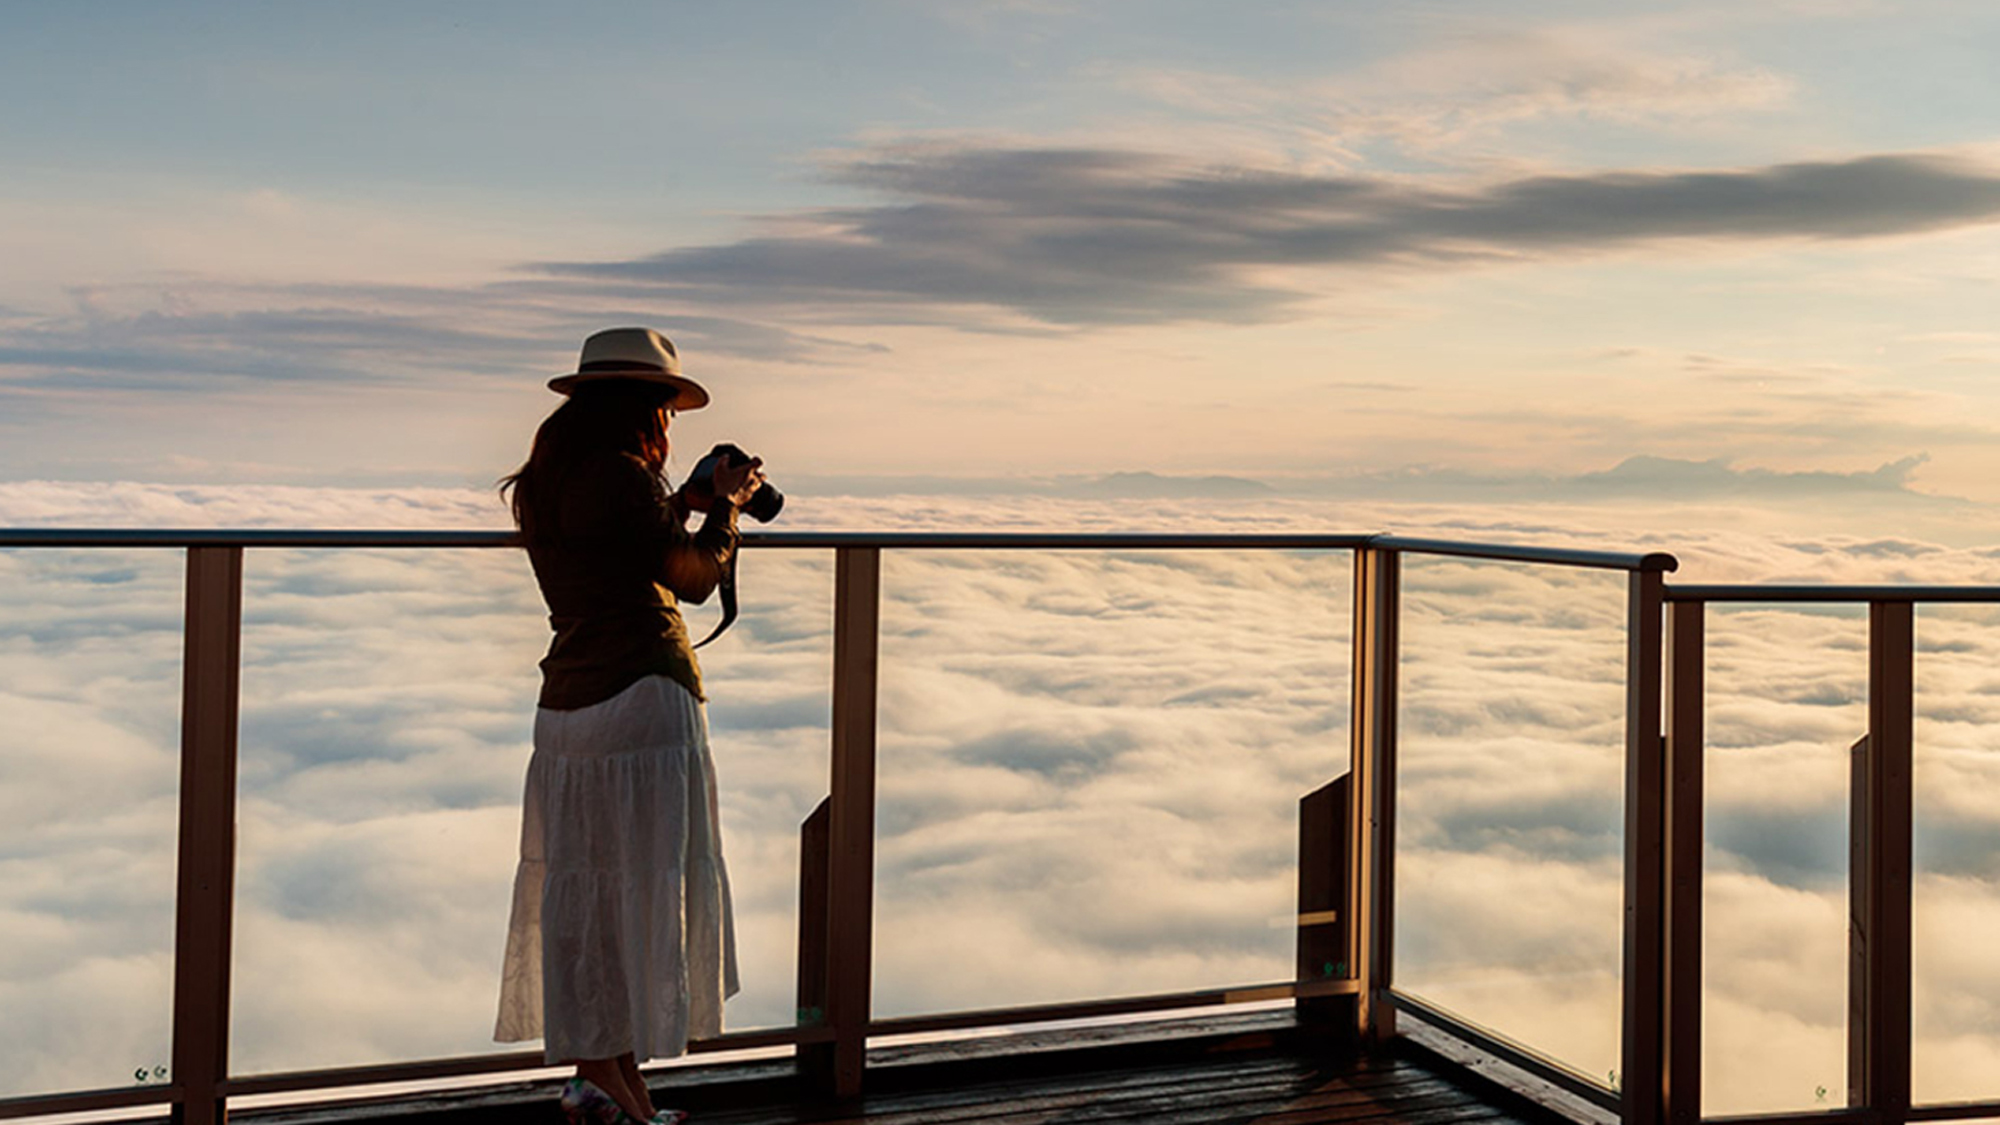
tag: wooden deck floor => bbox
[240,1013,1577,1125]
[677,1050,1549,1125]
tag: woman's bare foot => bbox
[614,1055,658,1120]
[575,1057,649,1122]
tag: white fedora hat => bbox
[548,327,710,409]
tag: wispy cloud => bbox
[0,307,535,390]
[534,146,2000,327]
[0,278,889,397]
[1098,21,1796,160]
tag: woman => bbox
[494,328,764,1125]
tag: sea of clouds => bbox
[6,482,2000,1114]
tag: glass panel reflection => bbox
[684,548,832,1033]
[1702,603,1860,1115]
[1913,604,2000,1106]
[1394,556,1625,1090]
[869,548,1353,1019]
[231,546,830,1074]
[0,548,182,1098]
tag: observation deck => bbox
[235,1010,1583,1125]
[0,528,1991,1125]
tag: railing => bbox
[1658,585,2000,1125]
[0,527,1695,1125]
[1377,539,1679,1123]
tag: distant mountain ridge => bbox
[790,470,1274,499]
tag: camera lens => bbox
[744,482,784,523]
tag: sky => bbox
[3,0,2000,517]
[8,1,2000,1119]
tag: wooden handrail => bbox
[0,527,1672,571]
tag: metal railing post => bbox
[1851,602,1914,1120]
[170,546,244,1125]
[1349,546,1399,1043]
[1623,568,1667,1125]
[812,546,880,1097]
[795,798,832,1035]
[1297,774,1352,1034]
[1664,601,1705,1125]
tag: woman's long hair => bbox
[500,380,673,540]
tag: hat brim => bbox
[547,370,710,410]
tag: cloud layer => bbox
[7,488,2000,1113]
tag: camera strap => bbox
[691,552,739,650]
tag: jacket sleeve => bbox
[649,482,740,605]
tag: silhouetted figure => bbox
[494,328,765,1125]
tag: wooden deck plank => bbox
[783,1072,1479,1125]
[967,1085,1489,1125]
[742,1067,1322,1125]
[813,1047,1414,1116]
[691,1080,1508,1125]
[733,1058,1438,1124]
[684,1065,1332,1124]
[656,1050,1537,1125]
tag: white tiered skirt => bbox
[494,675,739,1063]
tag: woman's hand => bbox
[707,454,765,510]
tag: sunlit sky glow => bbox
[11,6,2000,1113]
[4,0,2000,522]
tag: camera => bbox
[688,442,784,523]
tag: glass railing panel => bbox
[231,546,831,1074]
[1393,556,1626,1091]
[869,548,1354,1019]
[678,548,832,1034]
[1702,603,1863,1115]
[1913,603,2000,1106]
[0,548,184,1098]
[231,547,546,1075]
